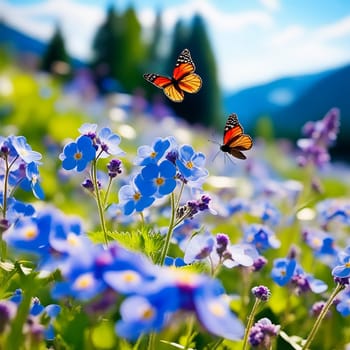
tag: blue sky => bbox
[1,0,350,91]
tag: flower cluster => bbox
[248,318,280,348]
[297,108,340,168]
[0,289,60,342]
[118,137,209,216]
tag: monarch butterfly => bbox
[143,48,202,102]
[220,113,253,160]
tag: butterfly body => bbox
[220,114,253,160]
[143,48,202,102]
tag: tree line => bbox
[41,5,222,127]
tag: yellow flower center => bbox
[67,233,80,247]
[345,262,350,268]
[156,177,164,186]
[312,238,322,248]
[186,161,193,169]
[24,227,38,240]
[141,307,154,320]
[150,151,157,158]
[208,300,226,317]
[133,192,141,201]
[74,274,93,290]
[74,152,83,160]
[122,271,141,284]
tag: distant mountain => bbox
[271,64,350,135]
[223,68,336,130]
[0,19,46,55]
[223,63,350,154]
[0,20,85,68]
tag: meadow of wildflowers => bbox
[1,68,350,350]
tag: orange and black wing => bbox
[173,49,202,94]
[143,48,202,102]
[143,73,184,102]
[222,114,253,159]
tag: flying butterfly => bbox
[220,113,253,160]
[143,48,202,102]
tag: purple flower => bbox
[107,159,122,178]
[252,285,271,301]
[60,135,96,172]
[297,108,340,168]
[176,195,212,221]
[248,318,280,348]
[0,300,16,333]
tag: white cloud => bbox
[0,0,105,59]
[1,0,350,91]
[158,0,273,31]
[268,25,305,46]
[258,0,280,12]
[314,15,350,41]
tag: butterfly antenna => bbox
[212,149,221,162]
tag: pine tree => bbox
[91,6,123,93]
[146,9,163,70]
[118,6,146,92]
[41,24,70,75]
[186,14,222,127]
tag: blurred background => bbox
[0,0,349,159]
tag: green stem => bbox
[302,283,343,350]
[184,315,195,349]
[242,298,261,350]
[91,160,108,246]
[147,332,156,350]
[159,192,176,265]
[103,177,113,208]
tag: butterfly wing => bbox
[143,73,172,89]
[222,114,253,159]
[143,73,184,102]
[178,73,202,94]
[223,114,243,145]
[144,48,202,102]
[163,84,185,102]
[172,48,196,80]
[173,48,202,94]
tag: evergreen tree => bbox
[146,9,163,70]
[41,24,70,75]
[91,5,146,93]
[165,19,189,74]
[118,6,146,92]
[186,14,222,127]
[91,6,123,93]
